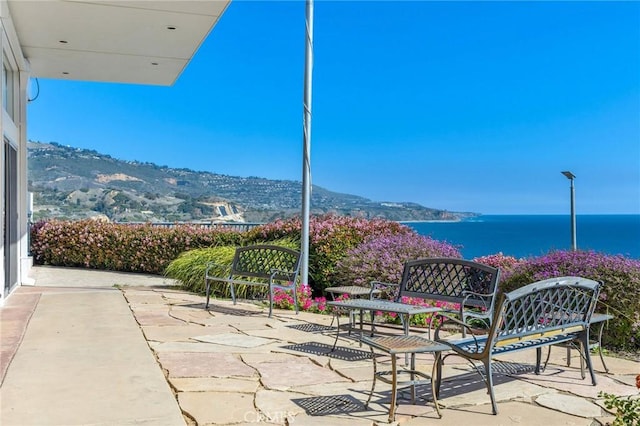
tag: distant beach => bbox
[404,215,640,260]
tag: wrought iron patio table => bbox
[324,285,381,330]
[327,299,443,350]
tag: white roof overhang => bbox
[7,0,230,86]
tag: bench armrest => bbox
[269,268,298,283]
[461,290,494,310]
[369,280,400,300]
[434,312,482,351]
[205,262,232,279]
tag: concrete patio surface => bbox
[1,266,638,425]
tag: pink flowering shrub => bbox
[271,284,328,313]
[335,233,461,287]
[30,219,243,274]
[246,214,414,292]
[500,250,640,351]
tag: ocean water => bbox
[404,215,640,260]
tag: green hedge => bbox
[30,219,243,274]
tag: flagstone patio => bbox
[1,266,638,425]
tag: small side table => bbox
[568,313,614,373]
[325,285,377,299]
[361,334,449,422]
[543,313,614,375]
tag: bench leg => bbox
[205,279,211,309]
[483,359,498,415]
[578,333,597,385]
[230,282,237,305]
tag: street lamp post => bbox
[561,171,577,251]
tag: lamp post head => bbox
[561,171,576,180]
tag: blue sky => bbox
[27,1,640,215]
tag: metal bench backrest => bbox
[490,276,600,349]
[231,245,301,283]
[398,257,500,309]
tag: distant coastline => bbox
[399,219,461,224]
[28,141,475,223]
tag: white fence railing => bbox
[116,222,263,232]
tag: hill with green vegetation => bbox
[27,141,477,223]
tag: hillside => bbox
[27,141,476,223]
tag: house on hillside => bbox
[0,0,230,303]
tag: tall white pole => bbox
[300,0,314,286]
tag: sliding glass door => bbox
[3,139,18,295]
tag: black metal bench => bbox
[328,258,501,341]
[385,257,501,332]
[433,276,601,415]
[204,244,301,317]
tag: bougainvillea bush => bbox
[500,250,640,351]
[271,284,328,314]
[245,214,414,292]
[30,219,243,274]
[334,233,462,287]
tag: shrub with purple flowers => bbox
[500,250,640,351]
[472,252,522,276]
[335,233,462,287]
